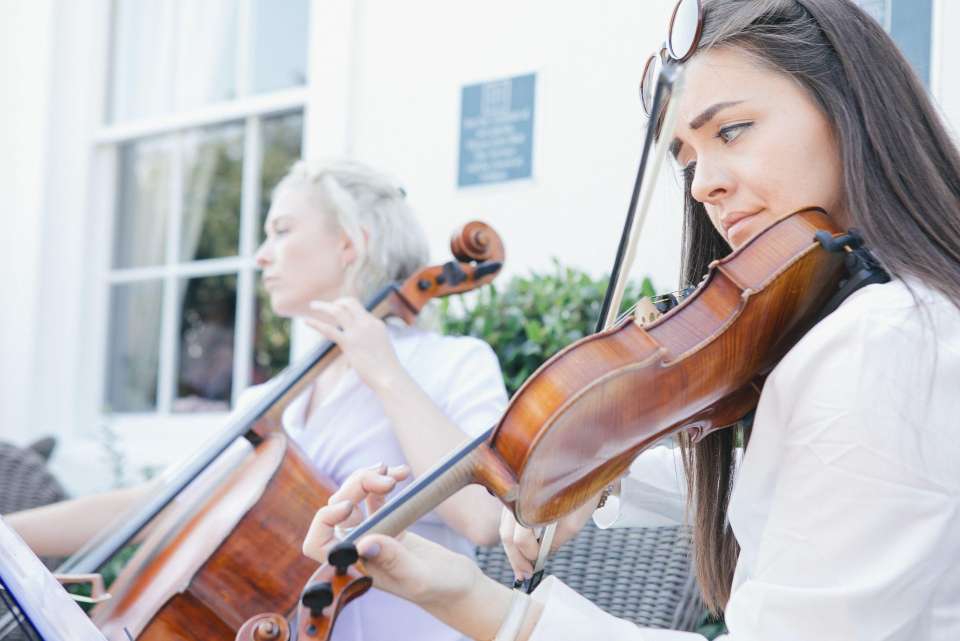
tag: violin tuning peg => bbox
[328,542,360,575]
[301,581,334,617]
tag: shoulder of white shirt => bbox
[388,322,500,367]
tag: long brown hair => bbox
[673,0,960,613]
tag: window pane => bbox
[854,0,931,87]
[109,0,177,122]
[175,0,240,111]
[252,276,291,385]
[106,280,164,412]
[180,123,244,262]
[855,0,890,27]
[250,0,309,94]
[175,274,237,412]
[114,136,174,268]
[891,0,932,87]
[110,0,239,122]
[259,112,304,240]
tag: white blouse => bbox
[529,278,960,641]
[244,322,508,641]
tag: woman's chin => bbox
[266,296,296,319]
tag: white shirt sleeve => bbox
[593,445,689,529]
[527,576,707,641]
[717,300,960,640]
[435,337,509,438]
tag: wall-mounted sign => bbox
[458,73,535,187]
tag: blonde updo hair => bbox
[273,159,430,301]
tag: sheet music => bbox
[0,517,106,641]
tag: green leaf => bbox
[439,260,656,396]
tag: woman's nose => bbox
[254,241,271,269]
[689,158,733,206]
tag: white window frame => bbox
[86,0,319,473]
[40,0,395,483]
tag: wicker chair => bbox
[476,523,704,631]
[0,439,68,641]
[0,439,66,516]
[0,439,67,569]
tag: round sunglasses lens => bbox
[640,54,658,115]
[668,0,701,61]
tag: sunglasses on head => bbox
[640,0,704,116]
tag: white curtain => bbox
[111,0,238,122]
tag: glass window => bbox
[175,274,237,412]
[109,0,307,123]
[104,1,306,418]
[109,1,178,122]
[890,0,932,87]
[856,0,889,26]
[105,113,302,415]
[250,0,310,94]
[259,111,305,240]
[174,0,240,111]
[253,278,291,385]
[105,280,164,412]
[180,123,245,262]
[113,137,174,269]
[854,0,932,87]
[249,112,303,382]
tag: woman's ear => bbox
[339,230,357,268]
[340,226,369,269]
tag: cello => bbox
[54,221,505,640]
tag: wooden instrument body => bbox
[494,208,845,525]
[92,433,332,640]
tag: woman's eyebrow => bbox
[689,100,744,130]
[669,100,746,161]
[264,214,292,233]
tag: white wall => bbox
[310,0,685,293]
[0,0,118,492]
[0,0,55,445]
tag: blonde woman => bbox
[9,159,507,641]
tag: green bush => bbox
[438,260,655,396]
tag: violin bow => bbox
[523,58,687,593]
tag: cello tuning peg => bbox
[473,261,502,280]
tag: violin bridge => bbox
[633,298,663,327]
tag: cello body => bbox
[93,434,332,640]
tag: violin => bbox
[284,59,887,641]
[55,221,505,641]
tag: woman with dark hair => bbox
[303,1,960,639]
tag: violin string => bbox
[614,302,639,325]
[610,286,693,326]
